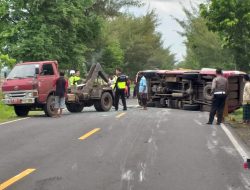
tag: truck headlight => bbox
[26,92,33,98]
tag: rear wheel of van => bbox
[66,103,84,113]
[44,95,57,117]
[183,104,200,111]
[14,106,30,117]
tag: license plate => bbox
[10,98,21,104]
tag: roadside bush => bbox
[0,92,16,122]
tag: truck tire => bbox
[183,104,200,111]
[66,103,84,113]
[94,92,113,112]
[14,106,30,117]
[44,95,57,117]
[203,84,213,101]
[147,102,155,107]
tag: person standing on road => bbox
[114,68,127,111]
[207,69,228,125]
[138,73,148,110]
[243,75,250,124]
[53,71,68,118]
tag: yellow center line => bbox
[0,168,36,190]
[78,128,101,140]
[116,112,127,119]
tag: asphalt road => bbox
[0,99,250,190]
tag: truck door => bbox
[38,63,57,102]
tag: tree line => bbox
[0,0,175,77]
[176,0,250,72]
[1,0,249,75]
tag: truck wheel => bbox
[203,84,213,101]
[147,102,155,107]
[66,103,84,113]
[183,104,200,111]
[44,95,57,117]
[94,92,113,112]
[14,106,30,117]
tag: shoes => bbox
[216,123,221,125]
[206,122,212,125]
[123,108,127,111]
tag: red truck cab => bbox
[2,61,59,117]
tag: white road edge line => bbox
[221,123,249,161]
[0,117,30,126]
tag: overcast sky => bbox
[128,0,206,62]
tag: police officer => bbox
[114,68,127,111]
[207,68,228,125]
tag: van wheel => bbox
[94,92,113,112]
[14,106,30,117]
[66,103,84,113]
[183,104,200,111]
[44,95,57,117]
[203,84,213,100]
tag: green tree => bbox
[200,0,250,71]
[176,8,235,70]
[0,54,16,72]
[0,0,101,71]
[102,11,175,76]
[90,0,142,17]
[102,40,124,74]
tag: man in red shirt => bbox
[53,71,68,117]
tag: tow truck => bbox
[1,61,113,117]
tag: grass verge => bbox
[0,101,17,123]
[227,108,250,147]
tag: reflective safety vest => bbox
[111,75,118,89]
[73,76,81,85]
[69,76,75,86]
[116,74,127,90]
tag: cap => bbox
[70,70,75,74]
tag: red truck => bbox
[1,61,60,117]
[1,61,114,117]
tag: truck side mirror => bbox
[35,67,39,75]
[35,65,40,75]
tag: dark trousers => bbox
[133,85,137,98]
[139,93,147,107]
[209,94,227,124]
[115,89,127,110]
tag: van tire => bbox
[203,84,213,100]
[183,104,200,111]
[14,106,30,117]
[66,103,84,113]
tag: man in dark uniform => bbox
[207,68,228,125]
[114,68,127,111]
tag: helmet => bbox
[70,70,75,75]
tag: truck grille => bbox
[8,92,26,98]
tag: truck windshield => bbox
[7,64,37,79]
